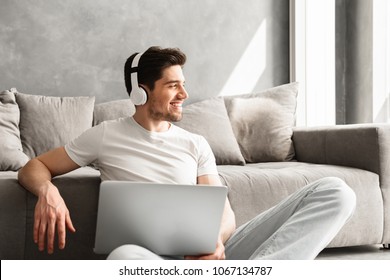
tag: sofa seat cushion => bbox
[218,162,383,247]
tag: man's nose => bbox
[179,85,189,99]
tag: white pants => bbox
[107,177,356,260]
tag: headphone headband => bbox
[131,52,142,68]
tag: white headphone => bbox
[129,52,148,105]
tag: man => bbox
[18,46,356,260]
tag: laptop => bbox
[94,181,228,256]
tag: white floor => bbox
[316,244,390,260]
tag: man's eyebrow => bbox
[163,80,185,85]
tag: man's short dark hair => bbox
[124,46,187,95]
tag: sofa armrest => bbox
[292,124,390,189]
[293,124,390,182]
[293,123,390,244]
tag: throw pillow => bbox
[176,97,245,165]
[15,91,95,159]
[93,99,134,126]
[226,82,298,163]
[0,89,29,170]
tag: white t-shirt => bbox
[64,117,218,184]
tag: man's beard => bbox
[148,107,183,123]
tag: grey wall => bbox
[336,0,373,124]
[0,0,289,104]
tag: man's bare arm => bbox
[18,146,80,254]
[18,146,80,193]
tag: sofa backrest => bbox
[0,82,298,171]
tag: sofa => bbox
[1,83,389,259]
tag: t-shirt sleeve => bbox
[64,123,104,167]
[197,136,219,177]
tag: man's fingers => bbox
[33,196,75,254]
[57,210,76,250]
[65,212,76,233]
[38,220,47,252]
[47,214,56,254]
[57,213,66,250]
[33,208,40,244]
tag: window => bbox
[373,0,390,122]
[290,0,336,126]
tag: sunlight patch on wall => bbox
[219,19,267,96]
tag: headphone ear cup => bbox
[130,86,147,105]
[129,52,147,105]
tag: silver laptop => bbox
[94,181,228,256]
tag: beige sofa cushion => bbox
[15,91,95,158]
[93,99,134,126]
[0,89,29,170]
[225,83,298,163]
[177,97,245,165]
[218,162,383,247]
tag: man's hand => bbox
[34,183,76,254]
[18,147,80,254]
[184,238,226,260]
